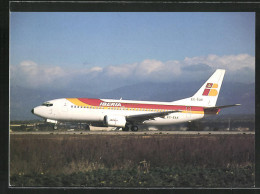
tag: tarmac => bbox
[10,130,255,135]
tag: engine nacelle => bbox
[104,115,126,127]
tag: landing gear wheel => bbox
[131,125,138,132]
[53,125,58,130]
[122,125,130,131]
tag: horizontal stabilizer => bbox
[204,104,241,111]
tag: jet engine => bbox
[104,115,126,127]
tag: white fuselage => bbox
[33,98,205,127]
[31,69,230,130]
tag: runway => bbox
[10,130,255,135]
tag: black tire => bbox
[131,125,138,131]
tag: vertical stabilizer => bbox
[191,69,225,107]
[172,69,225,107]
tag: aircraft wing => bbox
[126,110,181,124]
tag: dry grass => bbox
[10,134,255,187]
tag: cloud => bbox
[183,54,254,71]
[137,59,164,74]
[102,59,182,82]
[100,54,254,83]
[10,61,67,88]
[181,63,212,72]
[10,54,255,91]
[104,63,137,77]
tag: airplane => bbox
[31,69,240,131]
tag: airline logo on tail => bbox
[202,83,219,96]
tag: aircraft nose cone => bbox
[31,108,34,114]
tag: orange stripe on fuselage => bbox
[66,98,92,107]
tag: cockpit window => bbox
[42,102,53,107]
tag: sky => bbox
[10,12,255,93]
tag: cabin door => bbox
[62,102,68,112]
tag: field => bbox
[10,133,255,187]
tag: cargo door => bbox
[186,106,191,118]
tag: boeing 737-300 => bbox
[31,69,240,131]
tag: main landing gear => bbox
[122,125,138,132]
[131,125,138,131]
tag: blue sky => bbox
[10,12,254,67]
[10,12,255,92]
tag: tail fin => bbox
[192,69,225,107]
[172,69,225,107]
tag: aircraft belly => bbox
[75,110,103,121]
[51,107,204,125]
